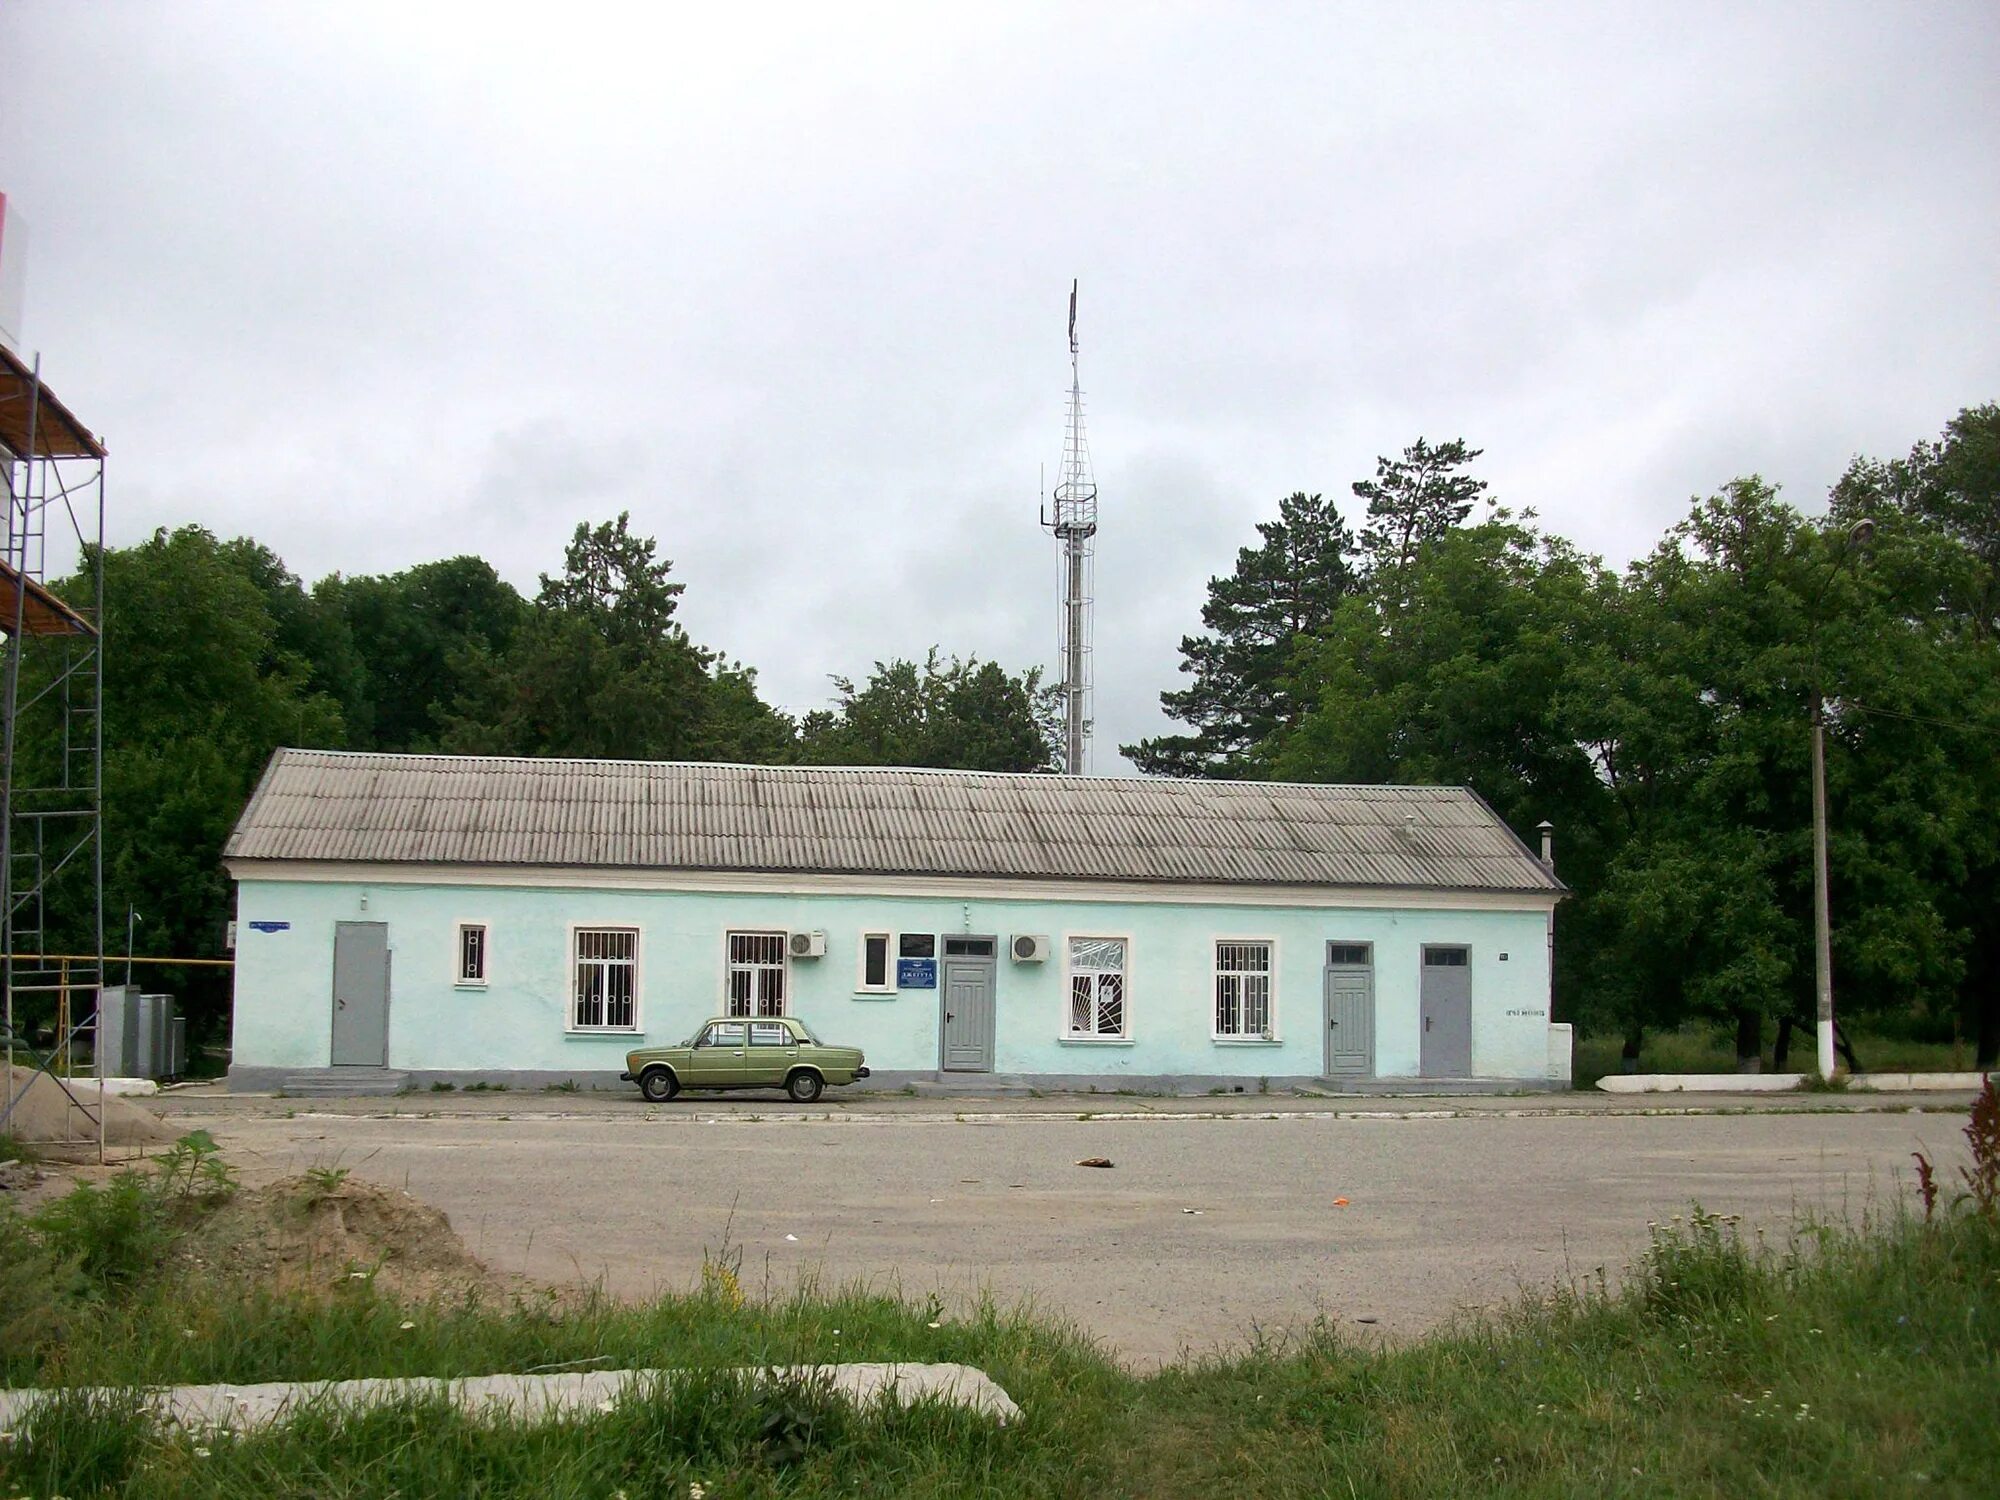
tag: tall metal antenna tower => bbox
[1040,279,1096,775]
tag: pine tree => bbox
[1354,438,1489,606]
[1123,490,1356,777]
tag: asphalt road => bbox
[196,1104,1971,1367]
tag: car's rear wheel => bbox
[639,1068,680,1103]
[786,1069,824,1103]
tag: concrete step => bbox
[279,1068,411,1097]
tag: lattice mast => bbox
[1040,279,1097,775]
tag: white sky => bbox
[3,1,1996,765]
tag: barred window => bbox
[573,928,637,1029]
[456,923,488,985]
[726,931,787,1017]
[1067,937,1127,1038]
[1214,941,1273,1037]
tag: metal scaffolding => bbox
[0,342,107,1158]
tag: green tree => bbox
[1583,478,1987,1065]
[316,556,528,750]
[1124,490,1358,777]
[1354,437,1490,605]
[797,650,1060,771]
[1829,404,2000,1063]
[438,514,789,763]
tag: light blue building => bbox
[223,750,1570,1093]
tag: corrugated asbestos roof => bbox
[224,749,1565,894]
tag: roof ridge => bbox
[269,747,1465,795]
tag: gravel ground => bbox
[184,1099,1974,1367]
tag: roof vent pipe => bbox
[1537,820,1554,870]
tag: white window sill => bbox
[453,981,489,991]
[1212,1036,1283,1046]
[564,1028,641,1039]
[852,991,897,1000]
[1058,1035,1135,1046]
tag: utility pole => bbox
[1808,517,1874,1082]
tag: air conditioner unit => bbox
[1011,934,1051,963]
[787,930,827,959]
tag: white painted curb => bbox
[1597,1071,1992,1094]
[0,1363,1020,1435]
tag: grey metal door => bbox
[1323,943,1374,1077]
[940,937,996,1072]
[1420,945,1472,1077]
[331,921,390,1066]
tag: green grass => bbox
[1574,1023,1982,1089]
[0,1130,35,1164]
[2,1137,1997,1495]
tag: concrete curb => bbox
[1598,1071,1993,1094]
[0,1362,1020,1435]
[247,1100,1971,1128]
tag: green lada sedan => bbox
[621,1016,870,1104]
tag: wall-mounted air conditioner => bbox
[1011,934,1051,963]
[788,930,827,959]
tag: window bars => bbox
[727,931,787,1017]
[1214,940,1272,1037]
[1067,936,1125,1037]
[573,928,636,1028]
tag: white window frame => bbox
[1212,936,1279,1041]
[1062,933,1132,1042]
[856,930,896,994]
[453,920,490,989]
[724,929,789,1017]
[568,924,640,1033]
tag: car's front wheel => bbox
[639,1068,680,1103]
[786,1069,824,1103]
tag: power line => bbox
[1841,699,2000,737]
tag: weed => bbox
[543,1079,579,1094]
[1915,1076,2000,1222]
[155,1129,238,1207]
[0,1130,35,1164]
[1914,1149,1940,1219]
[31,1172,174,1291]
[465,1081,509,1093]
[1637,1206,1753,1321]
[430,1080,458,1092]
[300,1165,352,1203]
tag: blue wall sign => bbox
[247,920,291,933]
[896,958,937,989]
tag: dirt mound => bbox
[187,1174,511,1303]
[1,1065,179,1148]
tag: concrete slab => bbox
[0,1362,1019,1436]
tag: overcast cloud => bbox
[3,1,1996,766]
